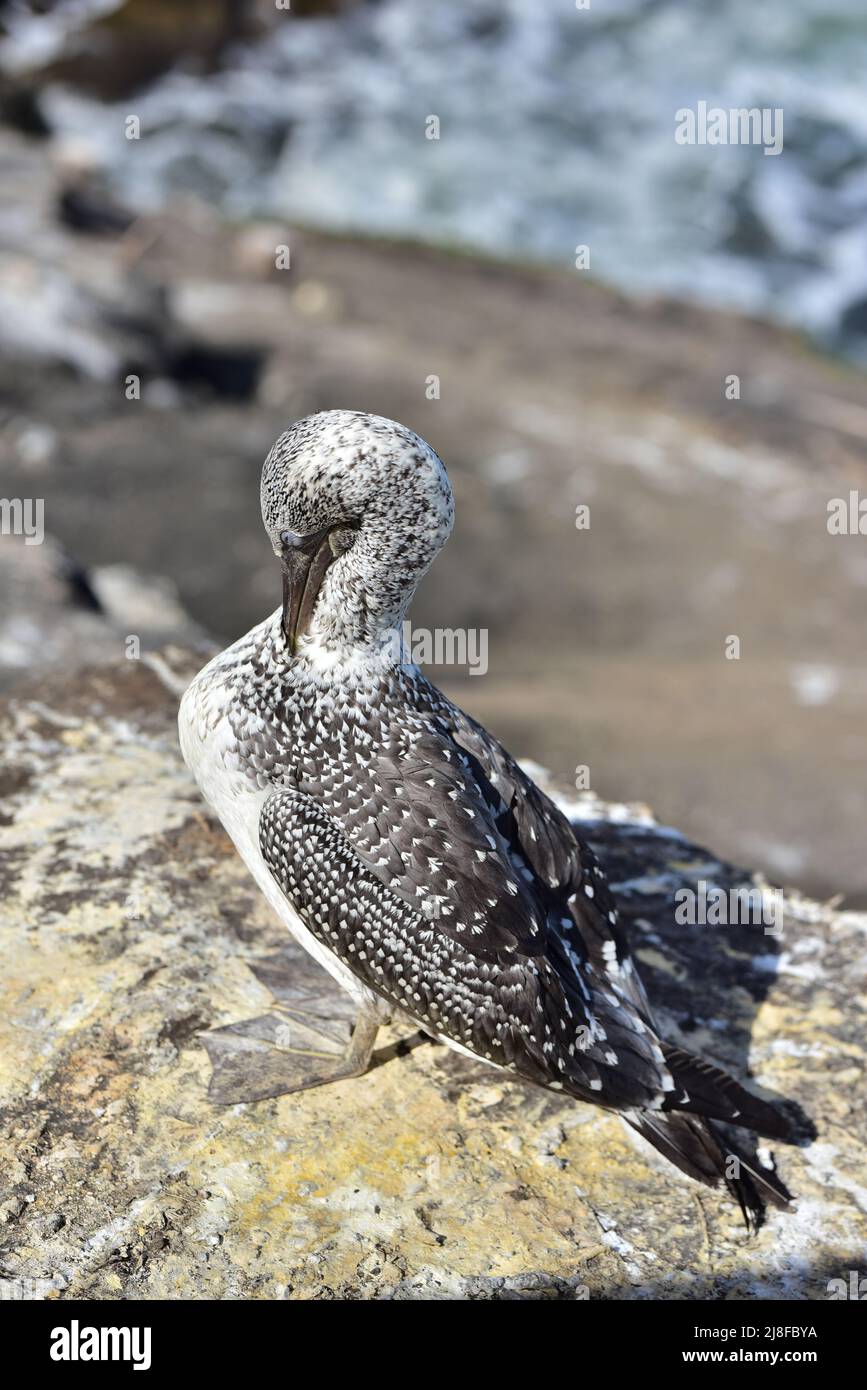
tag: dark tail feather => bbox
[627,1111,793,1231]
[660,1043,796,1141]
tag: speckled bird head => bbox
[261,410,454,660]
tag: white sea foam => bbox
[22,0,867,344]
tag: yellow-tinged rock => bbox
[1,661,865,1300]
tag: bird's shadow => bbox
[579,814,816,1159]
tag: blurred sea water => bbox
[5,0,867,345]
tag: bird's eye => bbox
[329,525,358,557]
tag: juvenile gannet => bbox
[179,409,795,1224]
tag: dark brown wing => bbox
[332,727,549,959]
[446,701,657,1024]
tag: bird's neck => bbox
[270,609,411,692]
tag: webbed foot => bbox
[202,1004,379,1104]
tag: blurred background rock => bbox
[1,0,866,906]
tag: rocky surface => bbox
[0,533,212,692]
[1,656,864,1301]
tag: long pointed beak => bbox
[280,526,339,653]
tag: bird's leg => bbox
[203,1005,380,1105]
